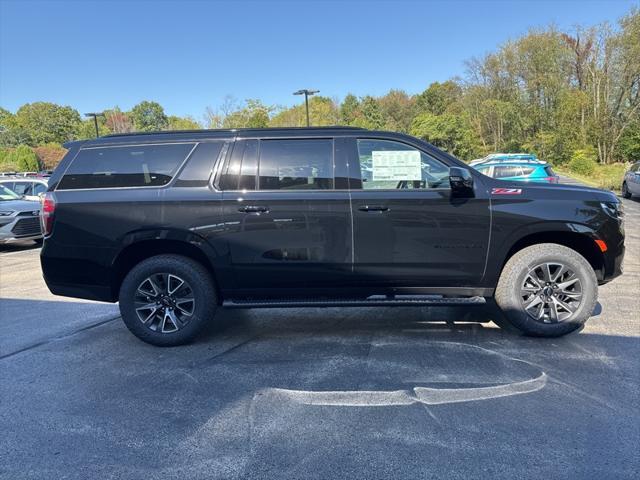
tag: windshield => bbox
[0,184,21,201]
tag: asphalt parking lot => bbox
[1,196,639,479]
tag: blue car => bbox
[473,160,559,184]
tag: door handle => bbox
[358,205,389,212]
[238,205,269,213]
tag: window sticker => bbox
[371,150,422,181]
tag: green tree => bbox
[168,115,201,130]
[222,99,273,128]
[378,90,415,132]
[129,101,168,132]
[415,81,463,116]
[7,145,40,171]
[411,112,480,160]
[339,94,361,125]
[13,102,81,145]
[352,96,384,130]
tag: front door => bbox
[347,137,491,288]
[219,137,353,293]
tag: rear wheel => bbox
[495,243,597,337]
[621,182,632,199]
[119,254,217,346]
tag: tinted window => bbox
[58,143,195,190]
[258,139,333,190]
[355,139,449,190]
[174,142,224,187]
[520,167,536,175]
[544,166,556,176]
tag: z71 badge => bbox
[492,188,523,195]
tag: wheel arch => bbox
[497,228,605,282]
[111,230,223,303]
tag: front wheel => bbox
[119,254,218,346]
[494,243,598,337]
[621,182,632,199]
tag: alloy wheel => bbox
[520,262,583,323]
[134,273,195,333]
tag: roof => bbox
[102,126,365,138]
[66,126,369,148]
[475,160,548,167]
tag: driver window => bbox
[355,139,449,190]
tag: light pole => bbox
[84,112,105,138]
[293,89,319,127]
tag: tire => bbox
[119,254,217,346]
[621,182,632,199]
[494,243,597,337]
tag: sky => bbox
[1,0,638,120]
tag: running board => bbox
[223,295,486,309]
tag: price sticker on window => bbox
[371,150,422,181]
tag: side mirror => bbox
[449,167,474,197]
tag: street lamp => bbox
[84,112,105,138]
[293,89,319,127]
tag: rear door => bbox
[347,136,491,288]
[218,136,353,293]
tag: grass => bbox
[555,163,629,192]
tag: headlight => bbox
[0,210,15,216]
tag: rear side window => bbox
[258,139,333,190]
[494,166,522,178]
[58,143,195,190]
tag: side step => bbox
[223,295,486,309]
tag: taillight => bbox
[40,192,56,236]
[544,176,559,183]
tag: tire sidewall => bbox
[119,256,216,346]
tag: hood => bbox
[489,178,619,202]
[0,199,41,213]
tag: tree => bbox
[221,99,273,128]
[352,96,384,129]
[129,101,168,132]
[168,115,201,130]
[411,112,480,160]
[105,108,134,133]
[34,143,67,170]
[378,90,415,132]
[7,145,40,171]
[13,102,81,145]
[415,81,463,116]
[339,94,361,125]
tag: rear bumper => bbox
[40,242,117,302]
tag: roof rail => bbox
[102,126,366,139]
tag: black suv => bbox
[41,127,625,346]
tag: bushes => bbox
[34,143,67,170]
[0,145,40,172]
[568,148,598,175]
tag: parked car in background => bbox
[0,185,42,244]
[473,160,559,183]
[622,162,640,199]
[0,177,49,201]
[469,153,543,167]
